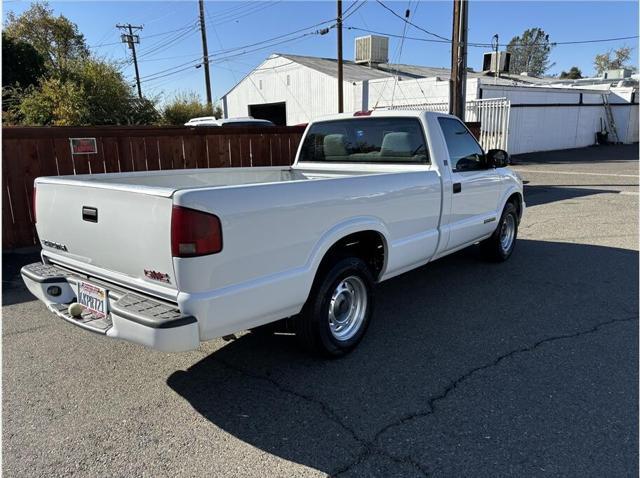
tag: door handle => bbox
[453,182,462,194]
[82,206,98,223]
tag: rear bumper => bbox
[21,262,200,352]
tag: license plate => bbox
[76,281,108,318]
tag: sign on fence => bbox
[69,138,98,155]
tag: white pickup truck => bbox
[22,110,524,356]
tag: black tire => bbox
[480,202,518,262]
[295,257,375,357]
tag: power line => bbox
[375,0,449,41]
[346,25,450,43]
[343,0,368,22]
[374,0,638,48]
[204,0,283,27]
[90,21,196,49]
[134,23,200,60]
[544,35,639,46]
[142,23,199,39]
[140,28,329,84]
[139,57,204,79]
[346,25,640,49]
[124,15,334,69]
[137,13,337,86]
[390,1,411,106]
[202,19,336,57]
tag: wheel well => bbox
[317,231,386,281]
[507,192,523,221]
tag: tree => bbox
[559,66,583,80]
[71,59,136,125]
[2,32,47,88]
[4,2,163,126]
[506,28,553,76]
[15,57,160,126]
[161,92,220,125]
[18,77,88,125]
[4,1,88,75]
[594,46,632,75]
[124,98,162,125]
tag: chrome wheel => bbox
[500,214,516,252]
[328,275,368,342]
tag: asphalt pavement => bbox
[3,144,638,477]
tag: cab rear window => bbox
[299,117,429,164]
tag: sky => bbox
[3,0,638,106]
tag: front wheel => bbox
[480,202,518,262]
[295,257,375,357]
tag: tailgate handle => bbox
[82,206,98,223]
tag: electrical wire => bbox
[140,28,328,84]
[343,0,368,21]
[346,25,639,49]
[134,23,200,60]
[390,1,411,106]
[204,1,283,27]
[346,25,450,44]
[375,0,449,41]
[90,20,197,49]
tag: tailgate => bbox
[35,180,177,296]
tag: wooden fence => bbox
[2,126,305,249]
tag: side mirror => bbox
[486,149,510,168]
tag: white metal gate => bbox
[380,97,511,151]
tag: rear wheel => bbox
[480,202,518,262]
[295,257,374,357]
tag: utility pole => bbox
[198,0,213,113]
[337,0,344,113]
[117,24,143,98]
[449,0,468,120]
[492,34,499,85]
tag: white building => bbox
[222,38,638,154]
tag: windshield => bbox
[298,117,429,164]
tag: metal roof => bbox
[222,52,577,98]
[277,54,398,81]
[276,54,559,86]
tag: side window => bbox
[438,117,485,172]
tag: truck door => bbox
[437,116,501,251]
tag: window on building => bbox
[299,117,429,164]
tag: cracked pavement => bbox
[3,145,638,477]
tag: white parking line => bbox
[514,168,638,178]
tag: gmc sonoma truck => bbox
[22,111,524,357]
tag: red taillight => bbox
[171,206,222,257]
[32,186,37,223]
[353,110,372,116]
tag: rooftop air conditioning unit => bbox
[603,68,633,80]
[355,35,389,65]
[482,51,511,73]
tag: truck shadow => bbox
[511,144,638,165]
[2,249,41,306]
[523,185,624,207]
[167,239,638,475]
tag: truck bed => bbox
[40,165,402,195]
[90,167,309,189]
